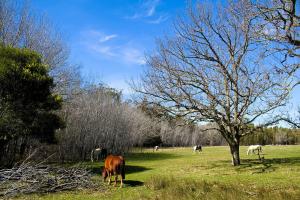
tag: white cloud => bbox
[145,0,159,17]
[89,45,116,57]
[126,0,168,24]
[121,47,146,65]
[82,30,145,65]
[127,0,159,19]
[99,34,118,43]
[147,14,169,24]
[95,45,145,65]
[84,30,118,43]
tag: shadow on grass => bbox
[125,152,180,162]
[126,165,151,174]
[124,180,144,187]
[210,156,300,174]
[89,165,151,175]
[237,159,275,174]
[236,156,300,173]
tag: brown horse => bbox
[102,155,125,187]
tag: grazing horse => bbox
[193,145,202,152]
[102,155,125,187]
[247,145,263,155]
[91,147,107,162]
[153,146,159,152]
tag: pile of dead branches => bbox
[0,162,97,197]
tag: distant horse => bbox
[193,145,202,152]
[247,145,263,155]
[153,146,159,152]
[100,148,108,159]
[91,147,107,162]
[102,155,125,187]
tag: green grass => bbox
[11,145,300,200]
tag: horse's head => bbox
[102,168,108,180]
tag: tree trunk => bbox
[229,143,240,166]
[0,139,8,167]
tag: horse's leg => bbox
[114,174,118,187]
[108,172,111,185]
[120,175,123,188]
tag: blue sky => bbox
[30,0,299,123]
[31,0,187,94]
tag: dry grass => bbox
[145,175,300,200]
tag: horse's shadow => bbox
[124,180,144,187]
[125,152,180,162]
[236,156,300,173]
[89,165,147,187]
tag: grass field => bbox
[12,145,300,200]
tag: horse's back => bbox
[104,155,113,169]
[104,155,125,179]
[248,145,261,149]
[104,155,125,170]
[193,145,201,151]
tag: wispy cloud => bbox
[126,0,168,24]
[147,14,169,24]
[145,0,159,17]
[84,30,118,43]
[121,47,146,65]
[89,45,116,57]
[99,34,118,43]
[82,30,145,65]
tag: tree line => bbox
[0,0,299,167]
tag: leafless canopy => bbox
[0,0,80,96]
[136,1,297,165]
[0,0,68,68]
[254,0,299,58]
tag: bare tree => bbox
[253,0,299,58]
[135,1,296,165]
[56,85,159,162]
[0,0,68,68]
[252,1,300,127]
[0,0,79,96]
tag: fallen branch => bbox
[0,164,99,197]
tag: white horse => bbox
[247,145,263,155]
[193,145,202,152]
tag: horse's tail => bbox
[121,159,125,180]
